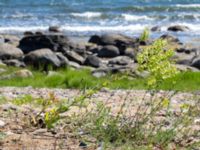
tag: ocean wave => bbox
[70,12,102,18]
[0,26,48,33]
[175,4,200,8]
[122,14,154,21]
[0,24,147,33]
[1,23,200,35]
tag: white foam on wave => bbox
[0,26,49,33]
[60,24,147,32]
[0,24,147,33]
[70,12,102,18]
[175,4,200,8]
[122,14,154,21]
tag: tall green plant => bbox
[137,39,179,88]
[139,28,150,42]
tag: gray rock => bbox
[92,70,107,78]
[168,25,190,32]
[175,64,199,72]
[88,35,102,45]
[55,52,69,67]
[89,34,138,54]
[84,55,101,68]
[68,61,81,69]
[24,48,61,69]
[173,52,195,65]
[151,26,161,32]
[3,59,26,67]
[160,34,181,44]
[4,35,20,46]
[0,43,23,60]
[49,26,61,32]
[24,31,34,37]
[88,45,102,54]
[64,50,85,65]
[108,56,133,66]
[19,34,70,54]
[98,45,120,58]
[191,56,200,69]
[124,47,136,59]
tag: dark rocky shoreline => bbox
[0,25,200,78]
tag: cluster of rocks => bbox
[0,28,200,78]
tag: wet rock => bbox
[49,26,61,32]
[0,43,23,60]
[19,34,70,54]
[84,55,101,68]
[3,59,26,67]
[151,26,161,32]
[24,48,61,69]
[24,31,34,37]
[88,35,102,45]
[98,45,120,58]
[64,50,85,65]
[168,25,190,32]
[89,34,137,53]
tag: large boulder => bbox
[89,34,137,54]
[0,43,23,60]
[98,45,120,58]
[172,52,195,65]
[63,50,85,65]
[168,25,190,32]
[24,49,61,69]
[4,35,20,46]
[84,55,101,68]
[18,34,70,54]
